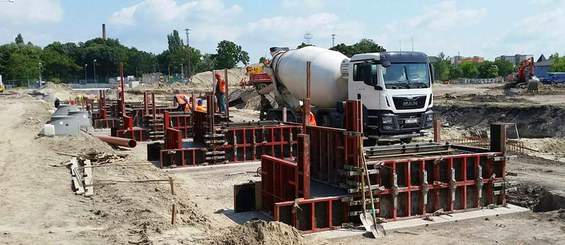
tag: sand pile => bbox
[190,68,248,89]
[41,82,76,101]
[206,220,304,245]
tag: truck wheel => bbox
[401,138,412,144]
[364,138,377,146]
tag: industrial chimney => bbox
[102,24,106,40]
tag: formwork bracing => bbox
[255,100,511,233]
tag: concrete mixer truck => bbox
[233,46,435,144]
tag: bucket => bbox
[43,124,55,136]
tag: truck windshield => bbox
[382,63,430,89]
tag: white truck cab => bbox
[345,52,434,141]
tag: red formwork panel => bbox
[224,125,300,162]
[274,197,349,233]
[160,148,204,168]
[192,111,208,143]
[164,111,193,139]
[93,118,119,128]
[306,126,347,187]
[261,155,301,213]
[115,128,149,141]
[372,152,506,220]
[165,128,182,149]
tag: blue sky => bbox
[0,0,563,62]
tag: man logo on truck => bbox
[402,101,419,107]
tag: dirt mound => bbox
[37,131,115,155]
[434,105,565,138]
[39,82,76,101]
[206,220,304,245]
[130,68,248,96]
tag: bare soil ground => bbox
[1,81,565,244]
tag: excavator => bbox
[506,57,541,91]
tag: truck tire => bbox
[401,138,412,144]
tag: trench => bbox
[434,105,565,138]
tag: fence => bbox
[450,77,504,84]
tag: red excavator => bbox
[506,57,540,91]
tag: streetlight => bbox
[38,62,42,84]
[84,64,88,82]
[185,28,191,81]
[93,59,97,83]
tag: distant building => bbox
[458,56,485,64]
[495,54,533,67]
[534,54,554,79]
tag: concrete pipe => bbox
[96,135,137,148]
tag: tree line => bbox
[0,31,250,84]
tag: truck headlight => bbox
[380,114,399,131]
[382,115,397,124]
[421,111,434,128]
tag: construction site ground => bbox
[1,80,565,244]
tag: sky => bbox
[0,0,563,62]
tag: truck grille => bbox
[392,96,427,110]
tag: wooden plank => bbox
[84,160,94,196]
[70,158,85,195]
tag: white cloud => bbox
[488,5,565,57]
[0,0,63,24]
[108,0,242,28]
[531,0,555,4]
[282,0,323,10]
[375,0,488,56]
[402,0,486,31]
[245,12,365,46]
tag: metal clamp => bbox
[392,173,399,209]
[422,170,429,205]
[450,168,456,202]
[476,165,484,201]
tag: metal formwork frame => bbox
[372,152,506,220]
[274,196,348,233]
[163,111,193,139]
[261,155,300,213]
[223,125,299,162]
[306,126,347,187]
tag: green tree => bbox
[297,42,314,49]
[213,40,250,69]
[478,61,499,78]
[449,66,463,79]
[433,52,451,81]
[549,56,565,72]
[40,49,80,82]
[459,61,480,78]
[330,38,385,57]
[494,59,514,77]
[15,34,24,45]
[194,53,215,73]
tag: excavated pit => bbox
[434,105,565,138]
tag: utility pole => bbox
[93,59,97,83]
[185,28,191,82]
[399,40,402,52]
[331,33,336,47]
[84,64,88,82]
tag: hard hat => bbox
[214,72,221,78]
[198,99,203,105]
